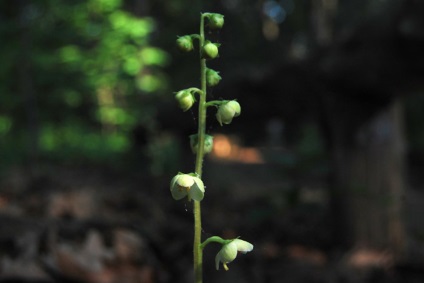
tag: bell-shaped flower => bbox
[170,173,205,201]
[215,239,253,271]
[216,100,241,126]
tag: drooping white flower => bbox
[216,100,241,126]
[170,173,205,201]
[215,239,253,271]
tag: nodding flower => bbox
[170,173,205,201]
[215,239,254,271]
[216,100,241,126]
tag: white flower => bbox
[170,173,205,201]
[215,239,253,271]
[216,100,241,126]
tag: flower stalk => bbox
[171,12,250,283]
[193,13,208,283]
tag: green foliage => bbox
[0,0,169,166]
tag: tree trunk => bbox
[328,99,406,258]
[348,99,406,256]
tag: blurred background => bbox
[1,0,424,282]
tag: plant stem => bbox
[200,236,233,250]
[193,200,202,283]
[194,13,207,283]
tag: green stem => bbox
[200,236,233,250]
[205,100,228,108]
[194,12,207,283]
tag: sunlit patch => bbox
[211,134,264,164]
[213,134,232,158]
[59,45,82,63]
[136,74,163,92]
[140,47,170,66]
[262,19,279,41]
[263,1,286,24]
[345,248,394,269]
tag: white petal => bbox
[176,174,195,187]
[171,186,187,200]
[228,101,241,117]
[189,187,204,201]
[215,252,221,270]
[233,239,254,253]
[219,241,238,263]
[170,175,179,189]
[192,177,205,192]
[189,177,205,201]
[170,175,188,200]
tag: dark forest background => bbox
[1,0,424,282]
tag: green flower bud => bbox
[170,173,205,201]
[216,100,241,126]
[208,14,224,29]
[206,68,222,87]
[190,134,214,154]
[202,42,219,59]
[175,90,195,111]
[215,239,254,271]
[176,35,194,52]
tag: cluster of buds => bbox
[176,14,223,59]
[177,37,220,60]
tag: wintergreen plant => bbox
[171,13,253,283]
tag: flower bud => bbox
[206,68,222,87]
[202,42,219,59]
[176,35,194,52]
[216,100,241,126]
[208,14,224,29]
[175,90,195,111]
[190,134,214,154]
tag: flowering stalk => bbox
[192,13,208,283]
[172,12,250,283]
